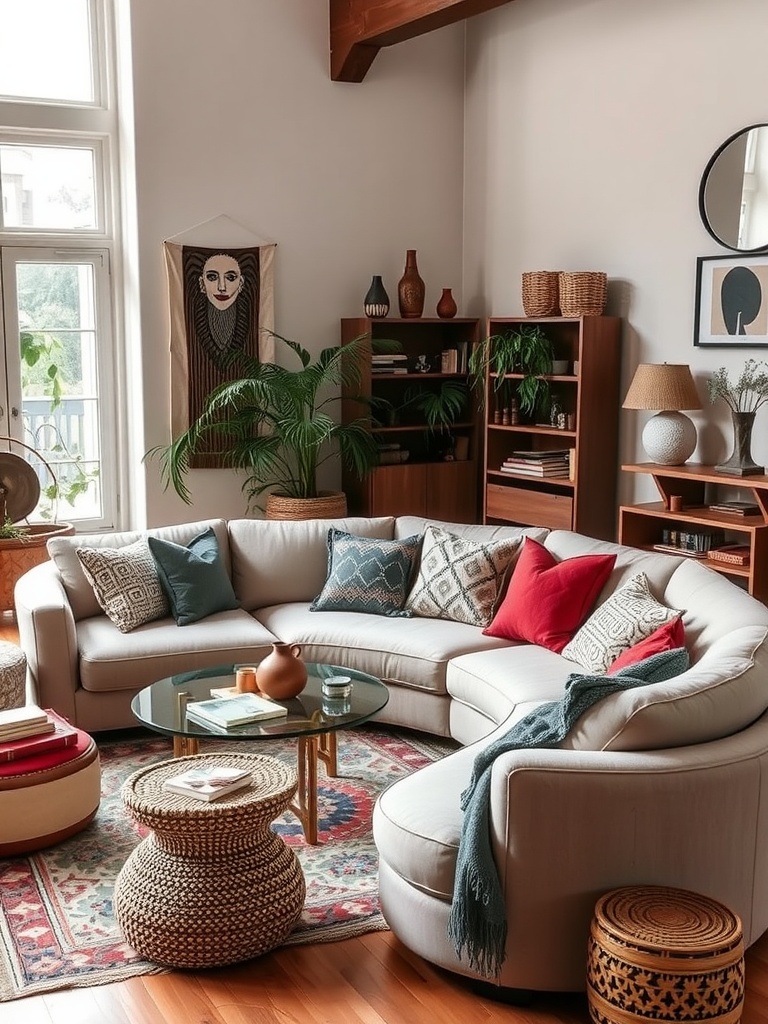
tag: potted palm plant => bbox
[469,323,554,419]
[146,330,388,520]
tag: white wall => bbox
[464,0,768,505]
[125,0,467,527]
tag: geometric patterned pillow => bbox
[76,539,170,633]
[309,529,422,617]
[561,572,683,674]
[404,525,521,627]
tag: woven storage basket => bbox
[265,490,347,521]
[522,271,561,316]
[558,271,607,316]
[587,885,744,1024]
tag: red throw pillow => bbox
[483,537,616,653]
[607,616,686,674]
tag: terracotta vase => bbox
[397,250,425,318]
[436,288,457,319]
[256,642,308,700]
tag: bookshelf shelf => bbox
[619,463,768,602]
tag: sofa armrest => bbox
[14,561,79,724]
[488,723,768,990]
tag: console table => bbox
[619,463,768,602]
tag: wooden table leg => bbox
[291,734,320,845]
[173,735,200,757]
[317,730,337,778]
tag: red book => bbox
[0,709,78,763]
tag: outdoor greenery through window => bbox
[0,0,119,531]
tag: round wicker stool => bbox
[587,886,745,1024]
[114,752,305,969]
[0,641,26,710]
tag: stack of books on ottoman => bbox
[162,764,253,802]
[0,705,78,763]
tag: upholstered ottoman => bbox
[587,885,745,1024]
[0,729,101,856]
[114,752,305,968]
[0,641,26,710]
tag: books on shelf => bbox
[660,527,725,553]
[707,544,751,566]
[508,448,573,460]
[162,765,253,802]
[371,354,408,363]
[440,348,458,374]
[652,544,709,559]
[0,709,77,762]
[185,691,288,731]
[708,500,761,516]
[501,449,571,478]
[371,366,408,374]
[499,464,569,478]
[0,704,55,742]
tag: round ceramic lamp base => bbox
[641,410,697,465]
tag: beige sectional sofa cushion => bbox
[48,519,230,621]
[228,516,395,609]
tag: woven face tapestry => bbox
[163,241,276,467]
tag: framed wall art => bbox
[694,253,768,347]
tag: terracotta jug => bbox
[256,643,308,700]
[397,249,425,318]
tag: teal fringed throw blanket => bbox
[447,646,690,979]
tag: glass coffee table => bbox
[131,662,389,845]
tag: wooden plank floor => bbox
[2,612,768,1023]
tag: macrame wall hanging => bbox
[163,215,276,468]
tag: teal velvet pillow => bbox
[147,527,239,626]
[310,529,422,617]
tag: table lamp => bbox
[622,363,702,465]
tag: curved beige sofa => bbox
[13,514,768,993]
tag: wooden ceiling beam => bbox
[330,0,516,82]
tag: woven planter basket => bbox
[587,885,744,1024]
[265,490,348,521]
[522,271,561,316]
[0,522,75,614]
[558,271,607,317]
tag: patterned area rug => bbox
[0,725,454,1001]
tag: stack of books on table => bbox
[0,707,78,762]
[499,449,572,478]
[185,691,288,733]
[162,764,253,802]
[371,354,408,374]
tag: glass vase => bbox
[716,410,764,476]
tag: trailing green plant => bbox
[468,323,554,417]
[145,330,392,511]
[707,359,768,414]
[0,516,27,540]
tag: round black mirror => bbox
[699,124,768,252]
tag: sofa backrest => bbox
[394,516,549,546]
[47,519,230,621]
[228,516,395,609]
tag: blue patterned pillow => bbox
[310,529,422,617]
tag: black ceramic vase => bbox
[364,275,390,318]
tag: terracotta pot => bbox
[436,288,457,319]
[0,522,75,614]
[397,250,425,318]
[256,643,308,701]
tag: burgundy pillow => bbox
[482,537,616,653]
[607,616,686,674]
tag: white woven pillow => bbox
[76,539,169,633]
[561,571,682,674]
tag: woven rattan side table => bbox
[587,885,745,1024]
[0,641,26,710]
[114,752,305,968]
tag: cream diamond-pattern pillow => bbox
[404,526,520,627]
[561,571,682,673]
[76,539,169,633]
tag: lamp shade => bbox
[622,363,702,411]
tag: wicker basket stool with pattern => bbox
[114,751,306,969]
[587,885,744,1024]
[0,641,26,710]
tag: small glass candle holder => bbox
[322,675,352,699]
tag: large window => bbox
[0,0,120,531]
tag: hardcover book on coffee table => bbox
[185,691,288,729]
